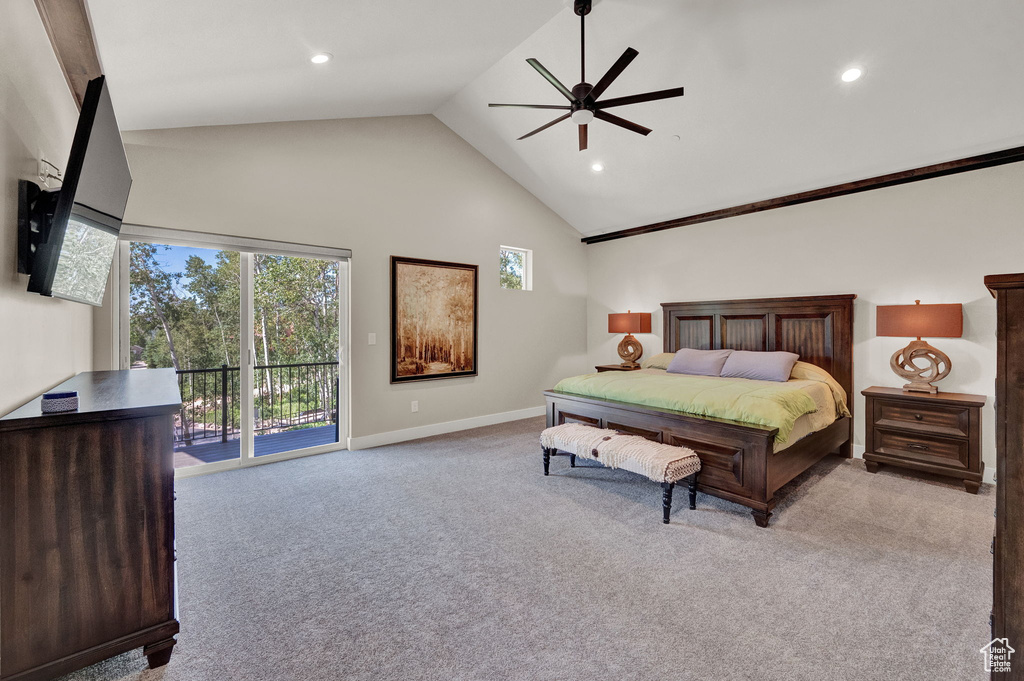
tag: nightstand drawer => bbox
[874,399,970,438]
[875,429,969,470]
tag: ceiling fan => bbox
[489,0,685,152]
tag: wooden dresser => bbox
[0,370,181,680]
[986,273,1024,679]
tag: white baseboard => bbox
[348,406,546,450]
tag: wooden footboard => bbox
[544,389,852,527]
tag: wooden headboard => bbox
[661,294,856,410]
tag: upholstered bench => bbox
[539,423,702,524]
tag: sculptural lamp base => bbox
[617,333,643,368]
[890,338,951,394]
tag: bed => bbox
[543,294,855,527]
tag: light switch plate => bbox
[368,333,376,345]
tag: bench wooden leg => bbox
[543,448,551,476]
[662,482,675,524]
[569,454,576,467]
[687,471,699,510]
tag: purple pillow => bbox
[665,349,734,377]
[720,350,800,382]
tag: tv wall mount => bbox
[18,179,60,277]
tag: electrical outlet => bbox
[411,400,419,413]
[37,158,62,187]
[368,332,376,345]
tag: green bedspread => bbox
[553,370,820,444]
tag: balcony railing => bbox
[175,361,339,446]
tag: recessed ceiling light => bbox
[841,67,862,82]
[311,53,332,65]
[591,163,604,172]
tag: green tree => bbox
[130,243,184,371]
[185,251,240,366]
[500,249,524,290]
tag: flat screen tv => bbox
[18,75,131,306]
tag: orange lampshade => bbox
[876,302,962,339]
[608,311,651,334]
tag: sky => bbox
[151,244,220,275]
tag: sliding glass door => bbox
[120,231,348,474]
[251,253,341,458]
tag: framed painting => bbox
[391,256,478,383]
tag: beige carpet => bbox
[59,417,994,681]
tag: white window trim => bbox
[499,245,533,291]
[120,223,352,261]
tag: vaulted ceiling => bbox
[88,0,1024,238]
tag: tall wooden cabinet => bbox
[0,370,181,681]
[986,273,1024,680]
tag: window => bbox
[499,246,532,291]
[117,224,351,476]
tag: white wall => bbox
[111,115,589,442]
[586,161,1024,482]
[0,0,93,415]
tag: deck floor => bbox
[174,425,338,468]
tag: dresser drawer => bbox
[874,429,969,470]
[874,399,970,438]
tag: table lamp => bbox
[876,300,962,393]
[608,310,652,368]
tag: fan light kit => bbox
[841,67,862,82]
[591,163,604,172]
[489,0,685,151]
[311,53,332,64]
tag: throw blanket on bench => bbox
[540,423,700,483]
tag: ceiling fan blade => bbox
[587,47,639,103]
[594,109,652,136]
[488,103,572,110]
[526,58,578,102]
[517,113,572,140]
[579,124,588,151]
[594,87,685,109]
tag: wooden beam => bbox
[34,0,102,109]
[582,145,1024,244]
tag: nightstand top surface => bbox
[595,364,641,371]
[861,385,986,407]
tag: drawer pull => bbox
[906,443,930,450]
[914,413,923,421]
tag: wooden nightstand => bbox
[862,386,985,493]
[595,364,641,372]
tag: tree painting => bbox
[392,257,477,382]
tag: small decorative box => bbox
[41,390,79,413]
